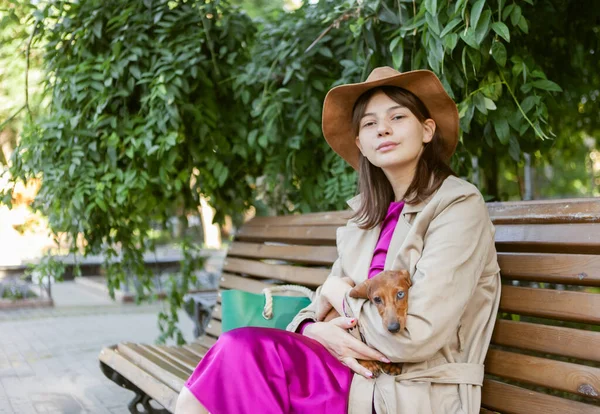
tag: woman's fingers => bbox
[329,317,391,363]
[346,339,391,363]
[341,356,374,379]
[330,316,357,329]
[340,277,356,287]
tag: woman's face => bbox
[355,91,435,173]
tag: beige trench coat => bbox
[287,176,501,414]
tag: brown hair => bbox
[350,86,456,229]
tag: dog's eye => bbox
[373,296,382,304]
[397,291,405,299]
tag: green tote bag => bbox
[221,285,314,332]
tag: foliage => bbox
[3,0,256,343]
[0,279,37,300]
[2,0,595,342]
[0,0,45,164]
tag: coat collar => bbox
[346,193,428,215]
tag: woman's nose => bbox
[377,121,392,136]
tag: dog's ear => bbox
[401,270,412,288]
[349,279,370,299]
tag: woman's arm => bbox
[286,258,344,332]
[345,190,494,363]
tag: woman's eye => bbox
[363,121,375,128]
[392,115,404,121]
[397,291,405,299]
[373,297,382,304]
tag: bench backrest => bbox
[201,198,600,414]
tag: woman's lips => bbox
[376,142,398,152]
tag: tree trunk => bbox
[484,151,499,201]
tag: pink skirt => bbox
[185,327,353,413]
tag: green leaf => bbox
[130,65,141,79]
[440,18,461,38]
[502,4,515,21]
[510,5,522,26]
[490,41,507,66]
[390,37,401,53]
[92,21,102,39]
[520,96,538,113]
[392,41,404,70]
[311,79,325,91]
[425,12,441,36]
[96,198,107,212]
[460,28,478,49]
[494,119,510,144]
[474,93,487,114]
[474,10,491,44]
[491,22,510,42]
[318,47,333,58]
[444,33,459,51]
[532,79,563,92]
[248,130,258,146]
[517,16,529,33]
[483,97,497,110]
[508,136,521,162]
[258,134,268,148]
[470,0,486,29]
[425,0,438,16]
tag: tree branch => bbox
[25,21,41,121]
[0,105,26,132]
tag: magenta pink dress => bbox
[184,201,405,413]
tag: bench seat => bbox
[100,198,600,413]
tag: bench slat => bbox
[223,257,328,287]
[99,346,178,412]
[219,273,274,293]
[184,342,210,359]
[245,211,350,227]
[243,198,600,227]
[195,336,217,348]
[491,319,600,362]
[174,346,203,364]
[153,346,199,371]
[140,345,194,372]
[235,225,338,245]
[227,242,338,265]
[494,223,600,254]
[487,198,600,224]
[117,343,188,392]
[481,379,599,414]
[498,253,600,286]
[205,320,222,338]
[485,349,600,398]
[499,285,600,324]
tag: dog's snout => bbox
[387,322,400,333]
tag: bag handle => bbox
[262,285,315,320]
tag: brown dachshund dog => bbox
[322,269,411,377]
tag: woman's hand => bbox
[321,277,355,315]
[303,316,391,379]
[315,277,355,320]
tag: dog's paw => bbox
[380,362,403,376]
[357,359,382,378]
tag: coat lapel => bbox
[338,195,381,283]
[388,197,428,275]
[341,194,430,282]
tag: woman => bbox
[176,67,501,413]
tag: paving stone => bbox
[0,282,195,413]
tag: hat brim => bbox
[322,70,459,171]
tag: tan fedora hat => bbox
[322,67,459,170]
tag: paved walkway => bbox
[0,280,197,414]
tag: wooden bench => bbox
[99,198,600,413]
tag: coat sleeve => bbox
[345,190,493,363]
[286,257,344,333]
